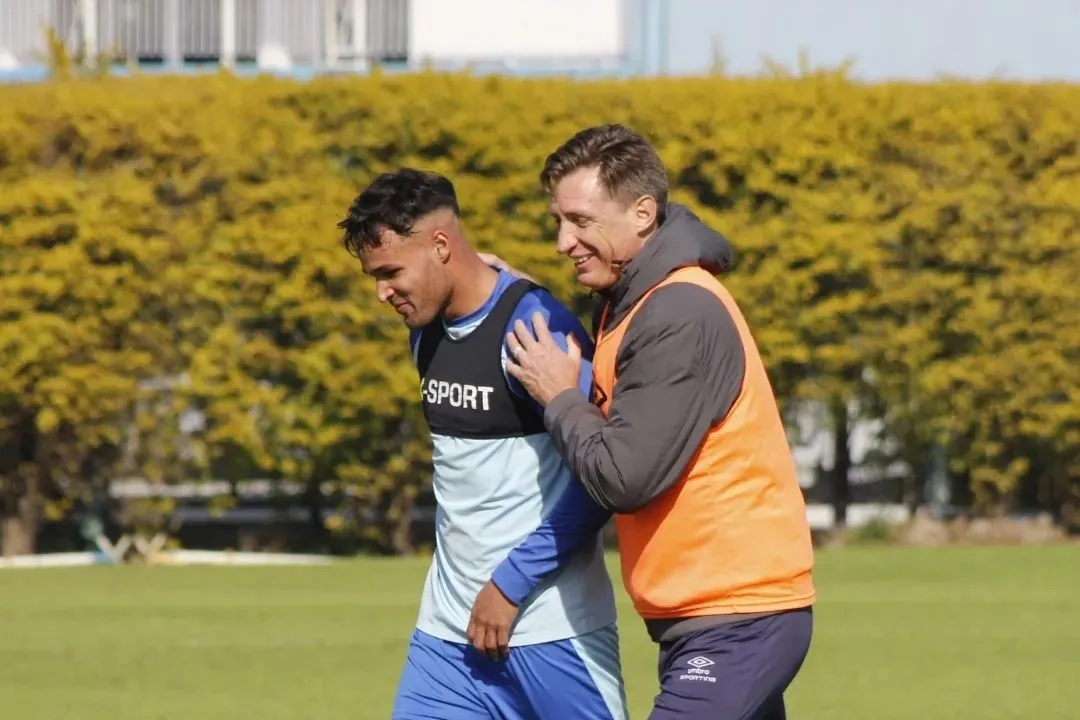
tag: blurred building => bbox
[0,0,639,81]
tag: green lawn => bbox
[2,545,1078,719]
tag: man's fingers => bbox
[511,319,538,350]
[471,621,488,655]
[477,252,502,269]
[566,334,582,363]
[483,625,502,661]
[496,622,511,659]
[505,334,526,369]
[467,616,501,660]
[506,321,535,368]
[530,312,555,345]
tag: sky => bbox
[632,0,1080,81]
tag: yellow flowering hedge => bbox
[1,69,1078,551]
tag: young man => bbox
[338,168,628,720]
[503,125,816,719]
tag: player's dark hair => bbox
[339,168,460,257]
[540,124,669,217]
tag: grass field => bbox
[2,545,1078,719]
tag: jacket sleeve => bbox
[542,283,746,514]
[489,290,612,605]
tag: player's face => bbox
[360,232,448,329]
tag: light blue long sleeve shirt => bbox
[409,270,617,646]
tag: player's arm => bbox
[489,290,612,606]
[542,283,746,513]
[489,361,612,606]
[489,457,612,605]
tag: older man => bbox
[503,124,816,720]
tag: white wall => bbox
[409,0,625,63]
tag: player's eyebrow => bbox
[363,262,402,278]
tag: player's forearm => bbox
[490,480,611,605]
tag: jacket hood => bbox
[600,203,735,328]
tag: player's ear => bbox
[433,230,450,264]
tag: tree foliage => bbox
[1,70,1077,553]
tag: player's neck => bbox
[443,257,499,321]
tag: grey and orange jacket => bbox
[543,203,815,643]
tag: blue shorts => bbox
[392,625,629,720]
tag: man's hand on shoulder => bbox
[478,252,539,284]
[501,288,595,409]
[506,312,584,407]
[467,580,520,661]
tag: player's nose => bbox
[376,280,394,303]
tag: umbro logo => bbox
[679,655,718,683]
